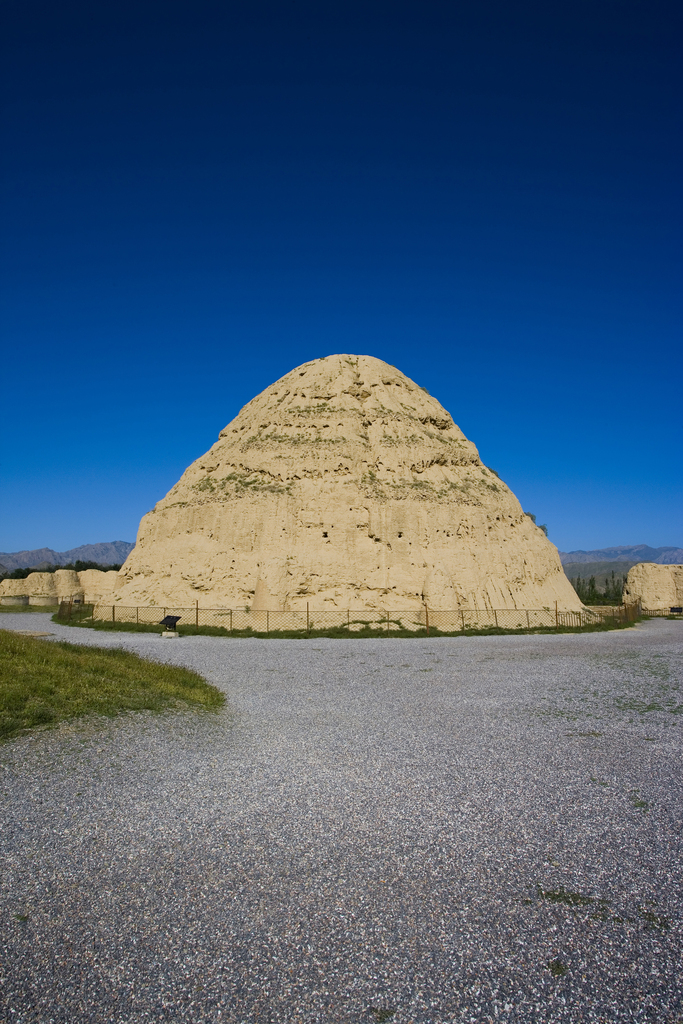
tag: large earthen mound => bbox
[114,355,581,611]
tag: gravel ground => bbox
[1,614,682,1024]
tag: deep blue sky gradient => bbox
[1,0,681,553]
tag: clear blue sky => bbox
[1,0,681,554]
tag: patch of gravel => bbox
[1,614,682,1023]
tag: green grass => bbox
[638,908,669,930]
[629,789,650,813]
[538,886,596,907]
[53,611,645,640]
[0,604,57,613]
[534,884,670,932]
[0,629,224,741]
[55,615,234,637]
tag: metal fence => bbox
[57,600,644,633]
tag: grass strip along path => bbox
[52,611,643,640]
[0,629,224,741]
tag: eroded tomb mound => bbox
[114,354,581,611]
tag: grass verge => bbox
[51,614,645,639]
[0,605,58,613]
[0,629,224,741]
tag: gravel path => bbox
[1,615,682,1023]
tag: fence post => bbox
[136,606,139,624]
[461,609,465,631]
[112,605,115,623]
[555,601,558,629]
[230,609,233,634]
[266,610,269,635]
[425,604,429,635]
[307,602,310,635]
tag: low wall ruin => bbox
[0,569,119,605]
[623,563,683,611]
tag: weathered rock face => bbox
[78,569,119,601]
[0,568,118,605]
[623,563,683,610]
[20,572,61,605]
[0,579,30,604]
[114,354,581,611]
[53,570,81,600]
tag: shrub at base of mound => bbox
[0,629,225,741]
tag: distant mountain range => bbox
[0,541,134,572]
[559,545,683,566]
[1,540,680,575]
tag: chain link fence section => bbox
[57,600,642,633]
[86,605,425,632]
